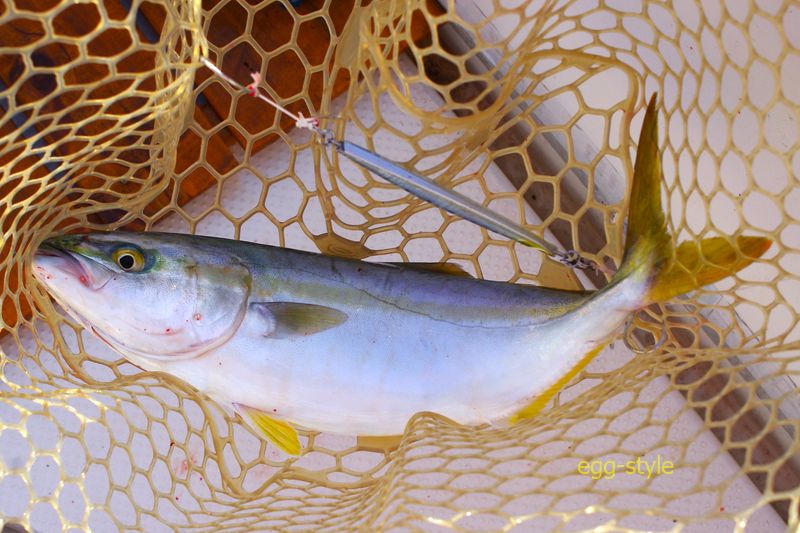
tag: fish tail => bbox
[615,94,772,304]
[512,95,771,425]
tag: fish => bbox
[31,96,771,455]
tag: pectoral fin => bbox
[234,403,301,455]
[251,302,347,339]
[511,344,606,423]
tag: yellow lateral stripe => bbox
[511,344,606,423]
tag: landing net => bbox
[1,0,798,530]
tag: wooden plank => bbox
[119,105,239,230]
[0,155,53,333]
[0,0,239,329]
[2,0,442,333]
[154,0,448,231]
[75,0,241,225]
[199,0,443,152]
[198,0,356,152]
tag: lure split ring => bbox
[555,250,599,271]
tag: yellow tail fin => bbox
[647,236,772,302]
[616,94,772,302]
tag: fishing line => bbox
[199,56,603,273]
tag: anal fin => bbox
[234,403,301,455]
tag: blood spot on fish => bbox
[35,266,53,281]
[79,275,88,285]
[272,408,277,413]
[193,313,202,321]
[165,328,172,334]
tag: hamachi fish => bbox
[32,98,771,454]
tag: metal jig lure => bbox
[200,57,602,273]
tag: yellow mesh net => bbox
[2,0,799,530]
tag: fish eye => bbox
[112,248,145,272]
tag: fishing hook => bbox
[554,250,601,271]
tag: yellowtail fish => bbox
[32,97,770,455]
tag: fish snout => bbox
[33,243,103,290]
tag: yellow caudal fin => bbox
[615,93,772,302]
[647,236,772,303]
[614,93,672,280]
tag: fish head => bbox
[32,232,251,363]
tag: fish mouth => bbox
[33,244,130,357]
[33,241,108,291]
